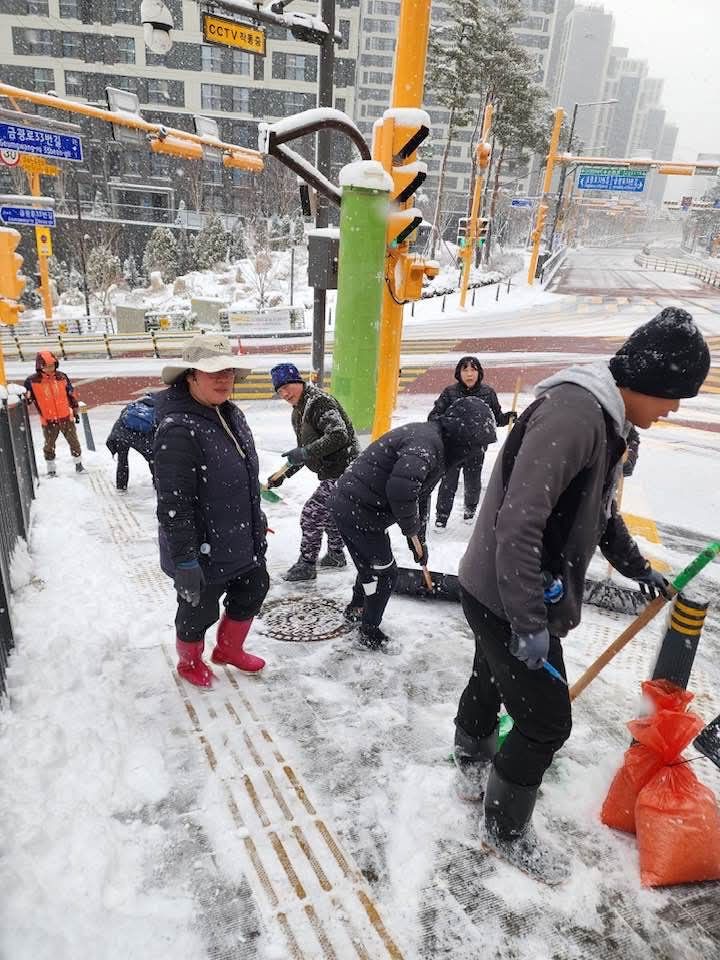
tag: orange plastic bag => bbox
[601,682,700,834]
[636,763,720,886]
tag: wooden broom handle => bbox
[569,592,673,701]
[411,535,433,591]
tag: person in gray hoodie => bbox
[451,307,710,885]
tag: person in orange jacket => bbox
[24,351,84,476]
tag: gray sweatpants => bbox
[300,478,345,563]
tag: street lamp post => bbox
[548,98,617,250]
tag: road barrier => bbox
[0,397,38,700]
[635,253,720,288]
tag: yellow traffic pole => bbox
[459,104,493,309]
[27,170,52,322]
[527,107,564,286]
[0,341,6,387]
[372,0,432,440]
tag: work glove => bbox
[282,446,308,466]
[636,567,672,600]
[174,560,205,607]
[406,536,429,567]
[509,627,550,671]
[504,411,518,426]
[266,472,285,489]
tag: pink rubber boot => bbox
[176,638,215,688]
[211,615,265,674]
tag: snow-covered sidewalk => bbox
[1,398,720,959]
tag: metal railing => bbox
[0,398,38,700]
[634,254,720,288]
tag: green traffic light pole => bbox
[331,160,392,432]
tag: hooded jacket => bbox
[153,380,265,584]
[459,360,649,639]
[428,356,510,427]
[287,382,359,481]
[334,397,497,537]
[24,351,78,425]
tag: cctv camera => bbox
[140,0,174,55]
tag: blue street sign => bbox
[714,199,720,209]
[577,165,646,193]
[0,206,56,227]
[0,122,83,162]
[510,198,533,208]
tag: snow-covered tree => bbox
[142,227,178,282]
[123,254,142,288]
[47,256,71,294]
[175,227,194,275]
[87,245,122,313]
[193,214,228,270]
[90,189,110,218]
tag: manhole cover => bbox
[260,595,352,642]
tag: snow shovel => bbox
[570,540,720,702]
[509,377,521,429]
[411,535,433,591]
[693,712,720,771]
[260,463,291,503]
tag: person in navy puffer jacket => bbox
[154,335,269,688]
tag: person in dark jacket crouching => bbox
[268,363,359,582]
[453,307,710,885]
[106,393,157,491]
[332,397,496,649]
[429,356,515,527]
[154,334,269,688]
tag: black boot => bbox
[284,558,317,582]
[319,550,346,568]
[357,623,390,650]
[482,767,570,885]
[453,722,498,802]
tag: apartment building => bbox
[0,0,361,223]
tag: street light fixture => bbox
[548,98,618,249]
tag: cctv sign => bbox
[202,13,266,55]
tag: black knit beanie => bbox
[609,307,710,399]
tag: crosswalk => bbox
[231,366,428,402]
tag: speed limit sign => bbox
[0,148,20,167]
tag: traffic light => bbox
[530,204,548,245]
[0,227,25,326]
[457,217,469,248]
[374,108,429,250]
[478,217,489,246]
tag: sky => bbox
[599,0,719,200]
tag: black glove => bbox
[282,446,308,466]
[636,567,672,600]
[406,536,429,566]
[504,411,518,426]
[174,561,205,607]
[259,510,268,555]
[266,473,285,489]
[74,413,81,424]
[509,627,550,671]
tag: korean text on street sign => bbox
[510,198,533,208]
[577,166,647,193]
[694,166,718,177]
[202,13,266,55]
[0,122,83,162]
[0,206,55,228]
[35,226,53,257]
[19,155,60,176]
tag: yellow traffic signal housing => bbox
[0,227,26,306]
[0,298,24,326]
[392,253,439,301]
[530,204,548,245]
[478,217,489,245]
[387,208,423,248]
[150,135,203,161]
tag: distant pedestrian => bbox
[332,397,496,649]
[154,335,268,688]
[24,351,83,476]
[268,363,359,582]
[106,394,157,491]
[429,356,515,526]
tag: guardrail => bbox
[538,246,568,286]
[0,397,38,700]
[634,254,720,288]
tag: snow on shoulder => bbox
[339,160,393,192]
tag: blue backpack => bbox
[121,397,156,433]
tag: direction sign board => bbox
[0,206,55,228]
[202,13,266,55]
[19,155,60,175]
[0,122,83,162]
[694,165,718,177]
[577,166,647,193]
[510,198,533,208]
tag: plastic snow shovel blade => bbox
[394,567,461,601]
[260,485,282,503]
[693,712,720,771]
